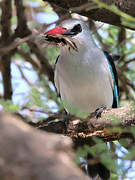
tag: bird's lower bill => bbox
[45,34,78,51]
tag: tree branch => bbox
[0,111,90,180]
[36,106,135,147]
[0,0,12,100]
[46,0,135,29]
[14,0,31,37]
[0,33,38,55]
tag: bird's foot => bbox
[95,106,107,118]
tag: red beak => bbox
[46,26,68,35]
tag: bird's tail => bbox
[87,153,110,180]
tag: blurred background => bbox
[0,0,135,179]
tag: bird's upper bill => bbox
[45,26,68,35]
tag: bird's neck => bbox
[60,32,97,56]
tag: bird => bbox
[45,18,119,180]
[45,18,118,115]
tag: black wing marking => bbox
[54,55,61,97]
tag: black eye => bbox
[71,24,82,34]
[63,24,82,36]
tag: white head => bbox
[45,18,94,49]
[59,18,90,40]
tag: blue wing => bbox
[103,51,119,108]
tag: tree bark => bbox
[0,111,89,180]
[37,106,135,147]
[46,0,135,29]
[0,105,135,179]
[0,0,12,99]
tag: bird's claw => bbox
[95,106,106,118]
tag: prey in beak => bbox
[44,26,78,52]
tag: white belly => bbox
[55,50,113,114]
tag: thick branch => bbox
[1,55,12,99]
[0,106,134,179]
[0,0,12,99]
[37,106,135,146]
[0,111,89,180]
[47,0,135,29]
[1,0,12,41]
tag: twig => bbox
[21,107,53,115]
[118,70,135,92]
[14,61,34,86]
[28,41,54,83]
[69,2,96,12]
[17,48,41,70]
[0,32,38,55]
[121,58,135,70]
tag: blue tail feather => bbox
[103,51,119,108]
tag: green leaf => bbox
[0,99,19,113]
